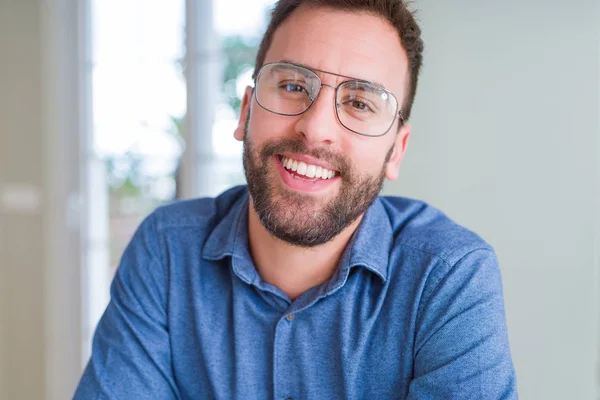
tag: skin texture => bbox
[233,4,412,300]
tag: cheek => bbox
[343,137,394,174]
[249,105,298,141]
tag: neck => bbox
[247,199,363,301]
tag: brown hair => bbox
[253,0,424,121]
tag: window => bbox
[85,0,186,358]
[84,0,275,362]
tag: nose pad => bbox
[313,83,339,113]
[309,80,321,102]
[309,83,339,117]
[296,83,342,144]
[308,82,331,103]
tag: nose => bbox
[293,84,343,146]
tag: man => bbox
[75,0,518,398]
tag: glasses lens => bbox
[336,81,398,136]
[255,63,320,116]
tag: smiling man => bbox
[75,1,518,399]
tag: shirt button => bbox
[285,314,295,321]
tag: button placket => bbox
[274,311,299,399]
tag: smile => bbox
[278,155,339,180]
[275,154,339,193]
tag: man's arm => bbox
[74,212,180,399]
[408,248,518,399]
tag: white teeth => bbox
[315,166,323,179]
[280,156,336,180]
[297,162,307,175]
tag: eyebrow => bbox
[278,59,388,89]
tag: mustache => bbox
[260,138,351,176]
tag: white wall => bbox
[0,1,45,399]
[0,1,85,399]
[384,1,599,399]
[40,0,87,399]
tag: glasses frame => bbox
[253,62,405,138]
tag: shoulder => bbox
[379,196,504,323]
[150,185,247,232]
[379,195,494,266]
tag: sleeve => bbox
[407,248,518,400]
[73,212,181,399]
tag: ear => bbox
[234,86,254,142]
[385,122,411,181]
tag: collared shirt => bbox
[74,185,518,399]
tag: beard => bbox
[242,120,393,248]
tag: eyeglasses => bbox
[253,62,404,137]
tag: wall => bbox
[384,0,599,399]
[1,1,84,399]
[0,1,45,399]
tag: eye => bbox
[286,83,303,92]
[349,100,371,111]
[344,98,373,113]
[280,82,308,94]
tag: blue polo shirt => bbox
[74,185,518,399]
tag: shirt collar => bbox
[340,197,392,282]
[203,189,252,263]
[203,188,392,282]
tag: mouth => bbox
[278,154,340,180]
[275,154,340,192]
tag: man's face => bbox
[235,5,411,247]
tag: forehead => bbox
[263,5,409,97]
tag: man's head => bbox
[254,0,424,121]
[234,0,424,247]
